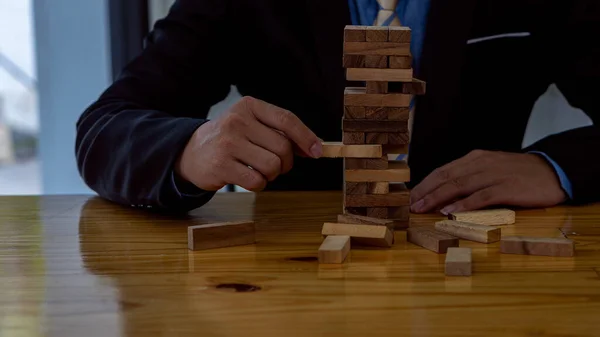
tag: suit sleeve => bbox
[75,0,232,212]
[523,2,600,204]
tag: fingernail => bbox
[411,199,425,213]
[440,205,456,215]
[310,142,322,158]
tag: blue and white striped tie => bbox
[374,0,400,26]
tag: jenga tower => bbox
[341,25,426,228]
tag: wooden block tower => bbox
[341,25,426,228]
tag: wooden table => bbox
[0,192,598,337]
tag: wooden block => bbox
[346,68,413,82]
[345,182,367,195]
[382,144,409,155]
[366,26,388,42]
[337,213,396,230]
[344,192,409,207]
[321,142,382,158]
[401,79,426,95]
[389,56,413,69]
[365,107,388,120]
[345,161,410,182]
[388,26,411,43]
[344,106,366,119]
[366,81,388,94]
[445,247,472,276]
[319,235,351,264]
[367,207,389,219]
[388,205,409,220]
[343,120,408,133]
[188,221,255,251]
[367,182,389,194]
[435,220,501,243]
[343,42,410,55]
[406,226,459,254]
[343,55,366,68]
[365,156,388,169]
[345,207,367,216]
[388,107,410,121]
[343,132,365,145]
[365,55,388,68]
[500,236,575,257]
[366,133,389,145]
[344,87,412,107]
[344,25,366,42]
[322,222,393,247]
[449,209,516,226]
[344,158,366,169]
[388,133,410,145]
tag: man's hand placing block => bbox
[321,142,382,158]
[318,235,351,264]
[188,221,255,251]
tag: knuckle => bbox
[435,168,451,182]
[217,137,236,153]
[277,109,295,126]
[450,177,465,190]
[266,155,282,178]
[239,96,256,108]
[242,170,265,191]
[478,189,495,204]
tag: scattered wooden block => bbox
[366,133,389,144]
[337,213,396,230]
[388,26,411,43]
[344,25,366,42]
[343,55,366,68]
[345,182,367,195]
[365,107,388,120]
[449,209,516,226]
[435,220,501,243]
[500,236,575,257]
[344,106,366,119]
[188,221,255,251]
[321,142,382,158]
[387,107,410,121]
[366,81,388,94]
[318,235,351,264]
[343,132,365,145]
[322,222,393,247]
[364,55,388,68]
[344,87,412,107]
[406,226,459,253]
[345,192,410,207]
[345,161,410,182]
[367,182,389,194]
[346,68,413,82]
[388,133,410,145]
[445,247,472,276]
[366,26,389,42]
[343,42,411,55]
[343,119,408,133]
[389,55,413,69]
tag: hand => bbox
[409,150,568,214]
[175,96,322,191]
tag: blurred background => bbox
[0,0,593,196]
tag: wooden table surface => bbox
[0,192,599,337]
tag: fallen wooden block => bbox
[321,142,382,158]
[445,247,472,276]
[449,209,516,226]
[344,87,412,107]
[406,226,459,253]
[322,222,393,247]
[337,213,396,230]
[435,219,501,243]
[500,236,575,257]
[318,235,351,264]
[346,68,413,82]
[343,42,411,56]
[188,221,255,251]
[343,119,408,133]
[344,25,366,42]
[344,192,410,207]
[388,26,411,43]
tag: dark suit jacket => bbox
[75,0,600,212]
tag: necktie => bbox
[374,0,401,26]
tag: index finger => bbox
[243,97,322,158]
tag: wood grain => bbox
[318,235,351,264]
[364,55,388,68]
[388,133,410,145]
[188,221,255,251]
[365,81,388,94]
[367,207,389,219]
[450,209,516,226]
[346,68,413,82]
[400,78,426,95]
[388,107,410,121]
[407,226,459,253]
[344,106,366,119]
[435,220,501,243]
[389,55,413,69]
[445,247,472,276]
[365,156,389,169]
[367,182,389,194]
[322,222,393,247]
[500,236,575,257]
[344,87,412,107]
[345,161,410,182]
[366,26,389,42]
[343,132,365,145]
[345,182,367,195]
[343,42,411,55]
[388,26,411,43]
[344,25,366,42]
[344,192,410,207]
[343,120,409,133]
[321,142,382,158]
[343,55,366,68]
[337,213,396,230]
[366,133,389,145]
[365,107,388,120]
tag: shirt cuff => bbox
[171,171,207,198]
[528,151,573,199]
